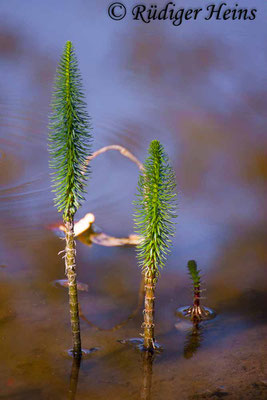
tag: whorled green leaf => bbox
[134,140,177,277]
[187,260,201,287]
[48,41,92,221]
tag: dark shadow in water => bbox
[79,277,144,332]
[140,351,154,400]
[68,357,81,400]
[183,323,204,359]
[215,289,267,323]
[0,389,43,400]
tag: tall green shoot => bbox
[48,41,92,357]
[134,140,177,350]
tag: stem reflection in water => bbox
[79,278,144,332]
[140,351,154,400]
[68,357,81,400]
[183,322,204,359]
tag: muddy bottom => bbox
[0,232,266,400]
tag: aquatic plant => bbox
[185,260,209,322]
[48,41,92,357]
[140,351,154,400]
[175,260,215,327]
[134,140,177,350]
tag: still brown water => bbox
[0,1,267,399]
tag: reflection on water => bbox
[0,1,267,399]
[183,323,204,359]
[80,278,144,332]
[51,279,89,292]
[140,352,154,400]
[118,337,162,354]
[68,358,81,400]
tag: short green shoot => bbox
[187,260,201,288]
[186,260,209,323]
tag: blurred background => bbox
[0,1,266,399]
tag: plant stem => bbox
[65,219,81,357]
[192,283,200,322]
[193,284,200,306]
[143,272,156,350]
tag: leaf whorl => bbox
[48,41,92,221]
[187,260,201,286]
[134,140,177,278]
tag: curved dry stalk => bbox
[85,145,144,171]
[79,277,144,332]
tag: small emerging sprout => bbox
[176,260,215,336]
[185,260,209,322]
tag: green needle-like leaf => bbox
[48,41,92,221]
[187,260,201,287]
[134,140,177,278]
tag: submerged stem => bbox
[140,351,153,400]
[143,272,156,350]
[65,219,81,358]
[68,357,81,400]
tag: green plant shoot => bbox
[187,260,201,288]
[186,260,209,322]
[48,41,92,357]
[134,140,177,350]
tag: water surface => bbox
[0,1,266,399]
